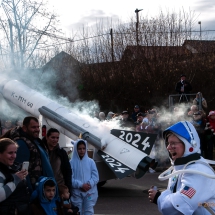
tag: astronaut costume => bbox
[157,121,215,215]
[70,139,99,215]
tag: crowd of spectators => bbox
[0,118,23,136]
[0,77,214,214]
[96,91,214,161]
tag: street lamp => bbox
[135,8,143,46]
[198,21,201,40]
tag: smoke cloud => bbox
[0,57,194,169]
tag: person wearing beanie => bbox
[148,121,215,215]
[175,74,192,103]
[119,110,135,130]
[131,105,140,123]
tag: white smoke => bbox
[0,65,194,170]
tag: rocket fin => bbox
[110,129,157,155]
[97,150,135,179]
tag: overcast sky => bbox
[50,0,215,38]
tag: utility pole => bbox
[198,21,202,40]
[135,8,143,46]
[110,28,114,62]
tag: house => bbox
[41,51,82,102]
[182,40,215,54]
[121,39,215,61]
[121,45,192,61]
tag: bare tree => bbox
[62,10,215,110]
[0,0,60,68]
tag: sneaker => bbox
[148,167,156,173]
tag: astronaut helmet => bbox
[163,121,201,157]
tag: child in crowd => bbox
[58,184,79,215]
[30,177,64,215]
[70,139,99,215]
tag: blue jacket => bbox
[30,177,62,215]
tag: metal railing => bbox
[168,93,197,110]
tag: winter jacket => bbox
[175,80,192,94]
[4,126,54,192]
[47,144,72,193]
[157,121,215,215]
[0,162,30,215]
[30,177,64,215]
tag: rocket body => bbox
[0,80,156,179]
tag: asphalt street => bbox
[94,171,168,215]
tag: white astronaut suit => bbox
[157,121,215,215]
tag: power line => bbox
[2,17,215,40]
[5,19,110,43]
[114,29,215,35]
[1,18,215,47]
[30,32,110,48]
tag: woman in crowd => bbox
[193,92,207,112]
[70,139,99,215]
[148,121,215,215]
[42,128,72,193]
[0,138,29,214]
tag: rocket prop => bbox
[0,80,157,180]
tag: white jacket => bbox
[158,157,215,215]
[158,121,215,215]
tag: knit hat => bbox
[208,111,215,116]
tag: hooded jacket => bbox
[70,139,99,198]
[30,177,63,215]
[157,121,215,215]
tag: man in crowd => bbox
[119,110,135,130]
[2,116,53,192]
[131,105,141,123]
[135,112,146,132]
[175,74,192,103]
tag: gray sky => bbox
[50,0,215,38]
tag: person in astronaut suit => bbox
[148,121,215,215]
[70,139,99,215]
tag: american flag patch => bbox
[180,186,196,198]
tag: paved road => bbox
[94,172,168,215]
